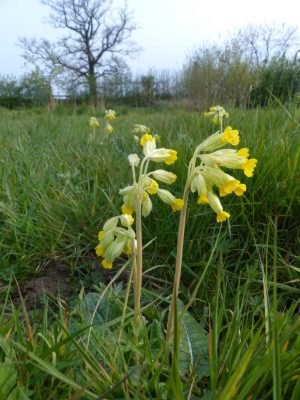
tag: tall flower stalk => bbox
[96,129,183,335]
[166,106,257,341]
[119,134,182,329]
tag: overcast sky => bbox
[0,0,300,77]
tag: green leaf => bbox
[177,300,209,378]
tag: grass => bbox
[0,104,299,398]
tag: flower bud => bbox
[104,237,126,263]
[157,189,175,205]
[151,169,177,184]
[128,154,140,167]
[191,172,207,195]
[120,213,134,227]
[103,216,119,231]
[142,194,152,217]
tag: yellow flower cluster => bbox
[119,133,182,217]
[95,214,136,269]
[190,107,257,223]
[204,105,229,125]
[132,124,151,135]
[104,109,117,121]
[88,116,99,128]
[105,122,114,135]
[104,109,116,134]
[96,126,183,269]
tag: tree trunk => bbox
[88,73,98,107]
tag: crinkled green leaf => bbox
[177,300,209,378]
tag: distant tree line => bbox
[0,70,51,109]
[1,23,300,110]
[182,23,300,109]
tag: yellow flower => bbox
[140,133,155,146]
[104,109,116,121]
[132,124,150,134]
[217,211,230,223]
[120,213,134,227]
[121,204,134,215]
[202,166,239,196]
[165,149,177,165]
[98,230,105,240]
[237,148,249,158]
[206,191,230,223]
[222,126,240,146]
[156,189,184,211]
[123,245,133,255]
[105,123,114,134]
[200,150,243,168]
[102,259,113,269]
[234,183,247,196]
[219,179,240,197]
[198,130,239,152]
[146,179,159,195]
[171,198,184,211]
[197,194,209,204]
[242,159,257,177]
[95,244,105,256]
[204,105,229,124]
[89,117,99,128]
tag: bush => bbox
[0,70,51,109]
[250,58,300,106]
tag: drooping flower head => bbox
[119,129,183,217]
[188,106,257,222]
[89,116,99,128]
[204,105,229,125]
[132,124,151,135]
[95,214,136,269]
[104,109,117,121]
[105,123,114,134]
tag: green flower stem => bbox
[166,184,190,343]
[134,195,143,329]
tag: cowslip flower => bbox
[140,133,178,164]
[200,148,257,177]
[157,189,184,212]
[197,126,240,152]
[204,105,229,125]
[105,123,114,134]
[187,106,257,222]
[104,109,117,121]
[150,169,177,184]
[89,116,99,128]
[119,133,181,217]
[95,214,136,269]
[132,124,151,135]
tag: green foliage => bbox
[250,58,300,106]
[0,70,51,109]
[177,300,209,378]
[0,105,299,398]
[182,43,254,109]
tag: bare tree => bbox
[19,0,138,105]
[237,23,299,68]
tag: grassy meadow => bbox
[0,104,299,399]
